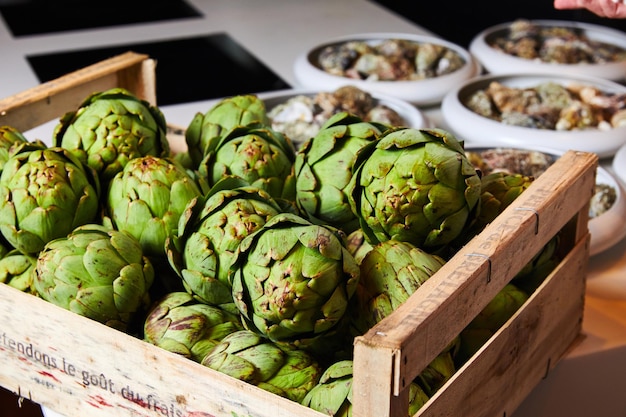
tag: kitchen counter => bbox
[1,1,625,416]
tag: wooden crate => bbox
[0,52,596,417]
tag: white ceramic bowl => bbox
[441,73,626,158]
[293,32,481,106]
[612,143,626,186]
[469,20,626,81]
[465,145,626,256]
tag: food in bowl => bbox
[315,38,466,81]
[465,147,616,219]
[465,147,556,178]
[487,19,626,65]
[266,86,409,146]
[590,183,617,218]
[468,20,626,81]
[463,80,626,131]
[293,33,481,105]
[441,73,626,157]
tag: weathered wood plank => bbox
[0,51,155,132]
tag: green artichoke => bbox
[0,146,100,254]
[294,112,387,234]
[344,229,373,266]
[346,239,455,396]
[53,87,170,184]
[144,291,243,362]
[301,360,429,416]
[0,125,29,172]
[32,224,155,332]
[350,239,446,335]
[197,123,297,202]
[201,329,322,403]
[185,94,270,167]
[456,283,529,364]
[347,128,481,251]
[166,176,282,311]
[0,249,36,292]
[0,125,28,145]
[416,351,456,397]
[512,235,561,294]
[475,172,534,229]
[466,283,529,331]
[107,155,203,258]
[230,212,360,349]
[446,164,535,258]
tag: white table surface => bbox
[1,1,625,416]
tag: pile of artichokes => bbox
[0,89,560,415]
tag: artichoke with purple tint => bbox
[230,212,360,351]
[32,224,154,332]
[166,176,282,311]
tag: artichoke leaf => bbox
[203,351,258,383]
[72,285,118,322]
[236,343,285,382]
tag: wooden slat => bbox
[0,51,155,132]
[417,234,588,417]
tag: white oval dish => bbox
[259,88,431,147]
[590,166,626,256]
[293,32,481,106]
[441,73,626,158]
[612,143,626,186]
[469,19,626,82]
[465,145,626,257]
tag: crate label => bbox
[1,327,253,417]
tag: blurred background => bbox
[373,0,626,48]
[0,0,624,45]
[0,0,623,107]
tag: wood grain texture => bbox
[0,283,326,417]
[0,51,155,132]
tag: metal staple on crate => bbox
[514,207,540,235]
[543,358,552,379]
[464,253,492,283]
[464,206,541,283]
[16,386,25,407]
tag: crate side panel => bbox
[0,284,323,417]
[352,341,398,417]
[0,52,152,132]
[352,151,595,417]
[0,75,118,134]
[356,151,596,381]
[416,235,588,417]
[116,58,158,106]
